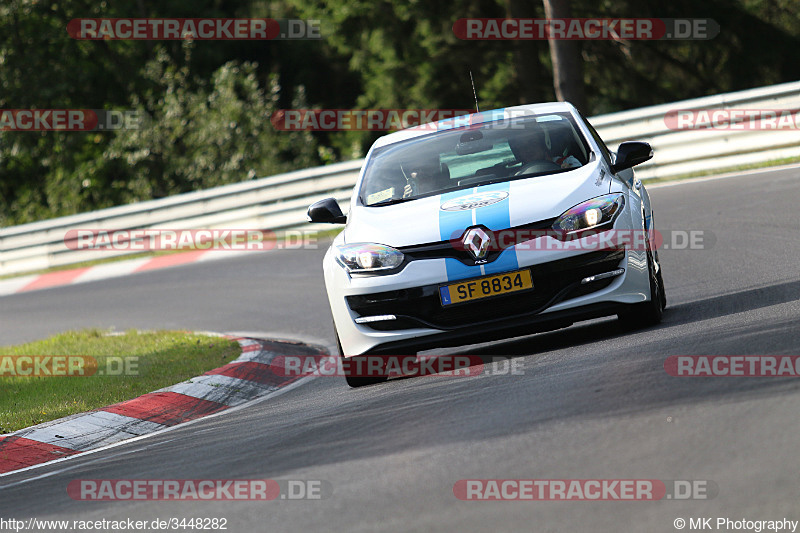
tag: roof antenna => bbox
[469,70,480,113]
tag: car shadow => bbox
[422,277,800,363]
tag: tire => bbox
[617,245,666,329]
[654,249,667,310]
[334,326,389,388]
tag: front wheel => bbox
[334,327,389,388]
[617,248,666,329]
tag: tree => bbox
[542,0,586,112]
[105,45,321,199]
[2,0,800,225]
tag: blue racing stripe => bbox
[438,181,518,282]
[438,189,480,282]
[473,182,518,275]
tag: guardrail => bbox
[592,81,800,180]
[2,81,799,276]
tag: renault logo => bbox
[463,227,491,261]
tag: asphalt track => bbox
[1,166,799,532]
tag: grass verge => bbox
[0,329,241,434]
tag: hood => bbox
[344,160,610,247]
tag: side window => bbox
[581,114,613,167]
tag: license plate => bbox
[439,269,533,306]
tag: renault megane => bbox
[308,102,666,386]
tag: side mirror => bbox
[611,141,653,173]
[307,198,347,224]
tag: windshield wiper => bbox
[368,196,416,207]
[512,167,570,180]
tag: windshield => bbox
[359,113,590,206]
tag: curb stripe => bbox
[102,392,229,426]
[0,437,78,474]
[19,267,92,292]
[0,248,238,297]
[10,412,165,452]
[133,250,209,272]
[0,338,327,476]
[71,258,151,284]
[161,374,275,406]
[205,361,303,388]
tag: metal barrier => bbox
[2,81,799,276]
[592,81,800,179]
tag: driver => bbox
[547,126,582,169]
[509,125,580,173]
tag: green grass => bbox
[0,329,241,434]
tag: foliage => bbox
[0,0,798,225]
[105,44,319,200]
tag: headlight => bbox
[552,194,625,233]
[335,243,404,273]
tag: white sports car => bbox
[308,102,666,386]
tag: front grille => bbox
[347,249,624,331]
[399,217,558,267]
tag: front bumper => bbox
[327,239,652,356]
[347,248,624,332]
